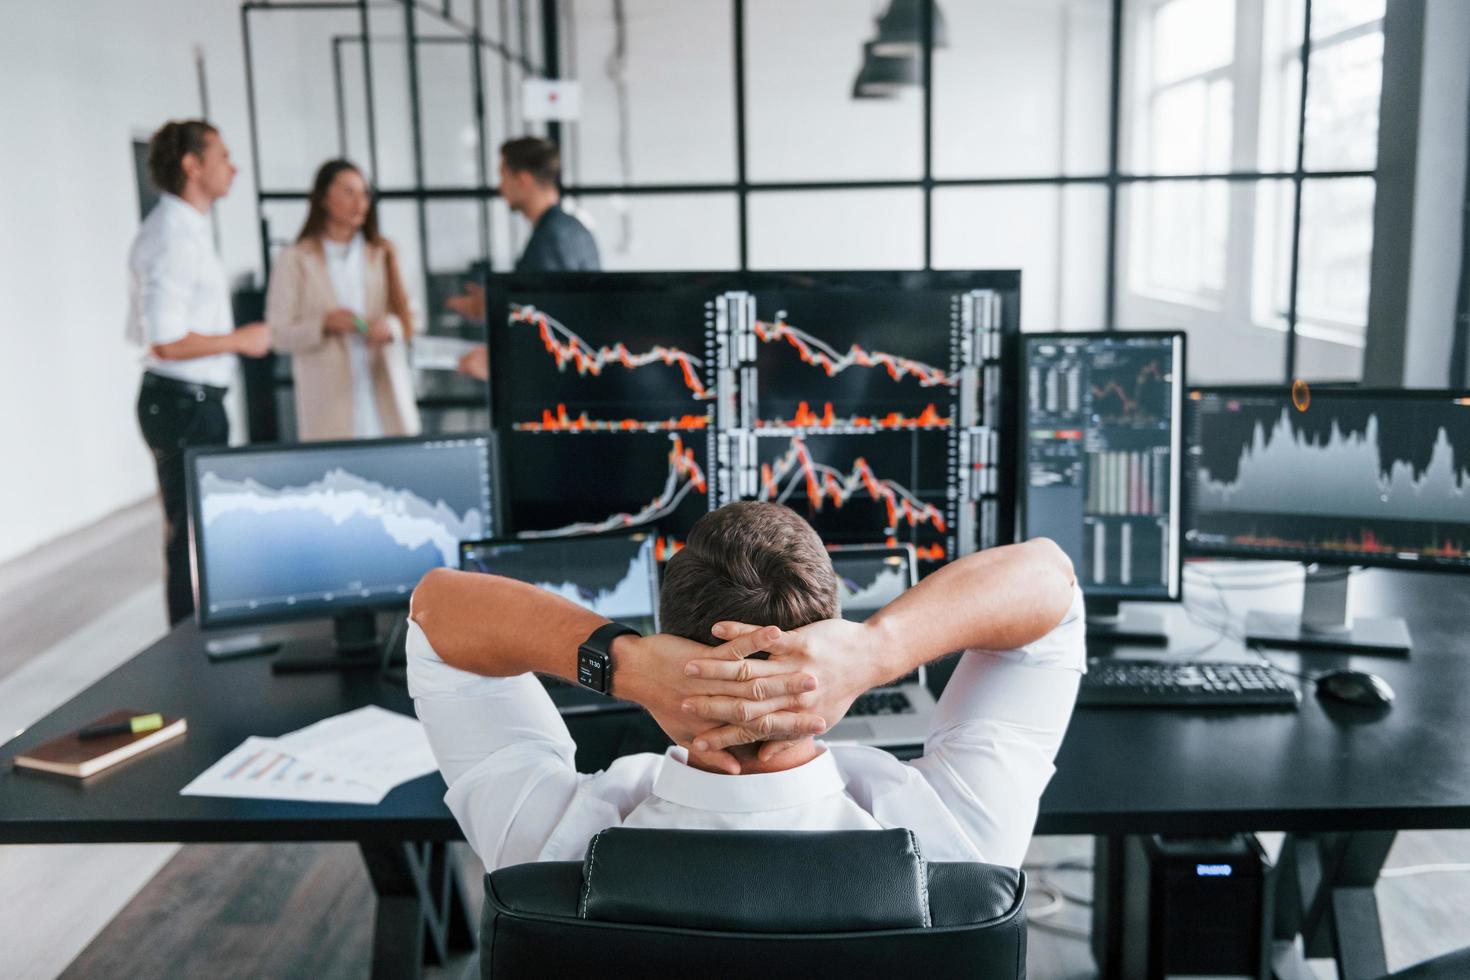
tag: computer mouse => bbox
[1315,669,1395,707]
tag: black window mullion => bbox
[1104,0,1124,331]
[733,0,749,272]
[922,0,934,271]
[1284,0,1315,382]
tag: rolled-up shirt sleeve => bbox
[136,236,197,347]
[406,619,584,868]
[908,583,1086,867]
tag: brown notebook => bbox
[12,710,187,778]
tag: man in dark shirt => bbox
[501,136,601,273]
[454,137,600,379]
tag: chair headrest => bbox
[578,828,932,933]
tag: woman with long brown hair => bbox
[266,159,420,439]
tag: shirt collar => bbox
[160,193,212,239]
[652,745,845,813]
[323,232,364,257]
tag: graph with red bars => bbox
[514,404,710,433]
[754,401,952,432]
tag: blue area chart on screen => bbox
[200,468,486,607]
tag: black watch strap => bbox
[578,622,639,695]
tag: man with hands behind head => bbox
[408,502,1083,872]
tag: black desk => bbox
[0,617,639,979]
[3,568,1468,979]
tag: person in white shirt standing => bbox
[128,120,271,625]
[407,502,1083,873]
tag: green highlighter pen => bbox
[78,713,164,740]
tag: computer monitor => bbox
[1186,386,1470,654]
[1019,331,1185,643]
[186,435,500,668]
[459,532,660,636]
[486,270,1020,565]
[829,544,918,622]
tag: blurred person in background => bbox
[451,136,600,380]
[266,159,420,440]
[127,119,271,625]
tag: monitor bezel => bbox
[1183,385,1470,574]
[1016,329,1187,603]
[457,530,662,631]
[185,433,503,631]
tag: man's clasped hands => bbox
[607,617,893,775]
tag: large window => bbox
[243,0,1387,390]
[1115,0,1383,381]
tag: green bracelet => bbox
[353,315,369,334]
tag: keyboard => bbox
[1079,659,1300,709]
[847,690,916,717]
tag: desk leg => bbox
[1274,831,1394,980]
[1090,835,1127,980]
[359,841,477,980]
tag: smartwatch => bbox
[577,622,639,695]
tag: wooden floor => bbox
[4,501,1469,979]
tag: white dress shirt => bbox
[126,194,236,389]
[321,233,383,438]
[408,584,1086,871]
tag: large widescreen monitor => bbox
[1186,386,1470,652]
[486,271,1019,567]
[186,435,499,658]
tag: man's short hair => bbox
[660,502,839,645]
[147,119,218,196]
[499,136,560,187]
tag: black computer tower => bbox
[1096,834,1273,979]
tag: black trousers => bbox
[137,375,230,625]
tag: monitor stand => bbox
[271,611,385,674]
[1085,598,1169,646]
[1244,564,1411,656]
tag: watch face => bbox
[577,645,610,693]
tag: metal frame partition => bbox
[241,0,1378,396]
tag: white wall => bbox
[0,0,263,564]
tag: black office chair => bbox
[481,828,1028,978]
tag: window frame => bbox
[241,0,1387,386]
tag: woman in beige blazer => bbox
[266,159,421,440]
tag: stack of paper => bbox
[179,706,438,805]
[411,335,480,372]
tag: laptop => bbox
[459,533,659,715]
[823,544,938,748]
